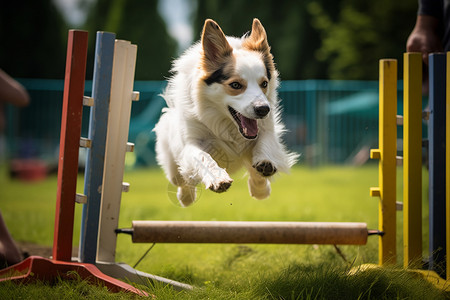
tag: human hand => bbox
[406,15,443,65]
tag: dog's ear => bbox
[201,19,233,72]
[243,18,275,80]
[243,18,270,54]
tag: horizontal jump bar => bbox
[117,221,374,245]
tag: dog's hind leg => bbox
[155,131,197,206]
[169,171,198,206]
[247,166,271,200]
[169,170,198,207]
[177,185,197,207]
[166,164,198,206]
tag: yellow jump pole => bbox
[403,52,422,268]
[446,51,450,280]
[370,59,398,265]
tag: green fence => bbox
[5,79,403,167]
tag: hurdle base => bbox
[0,256,148,296]
[96,261,193,291]
[353,263,450,291]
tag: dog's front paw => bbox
[205,171,233,193]
[209,179,233,193]
[253,161,277,177]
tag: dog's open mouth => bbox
[228,106,258,139]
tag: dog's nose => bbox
[254,105,270,118]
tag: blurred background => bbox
[1,0,420,178]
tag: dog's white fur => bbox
[154,18,298,206]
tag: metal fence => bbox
[5,79,410,167]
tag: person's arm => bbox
[0,69,29,107]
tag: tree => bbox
[308,0,418,80]
[0,0,67,78]
[83,0,177,80]
[193,0,334,80]
[194,0,418,80]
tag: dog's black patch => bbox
[204,68,229,85]
[264,59,272,81]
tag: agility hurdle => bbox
[372,52,449,281]
[0,30,147,296]
[72,30,379,289]
[61,33,379,275]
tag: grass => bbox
[0,164,447,299]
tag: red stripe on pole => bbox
[53,30,88,261]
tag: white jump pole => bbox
[97,40,138,263]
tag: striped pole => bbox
[370,59,397,265]
[79,32,116,263]
[52,30,88,262]
[403,53,423,268]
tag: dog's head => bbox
[200,19,276,140]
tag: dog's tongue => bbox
[240,115,258,137]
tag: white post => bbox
[97,40,137,263]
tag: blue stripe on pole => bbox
[79,32,116,263]
[428,53,447,275]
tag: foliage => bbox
[308,0,418,80]
[0,0,67,78]
[0,0,176,80]
[194,0,331,80]
[1,0,421,80]
[194,0,418,80]
[82,0,177,80]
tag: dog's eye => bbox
[229,82,242,90]
[261,81,268,88]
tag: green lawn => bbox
[0,164,446,299]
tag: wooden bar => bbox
[53,30,88,262]
[403,52,422,268]
[79,32,116,264]
[428,53,447,274]
[129,221,369,245]
[370,59,397,265]
[97,40,137,263]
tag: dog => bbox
[154,18,298,206]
